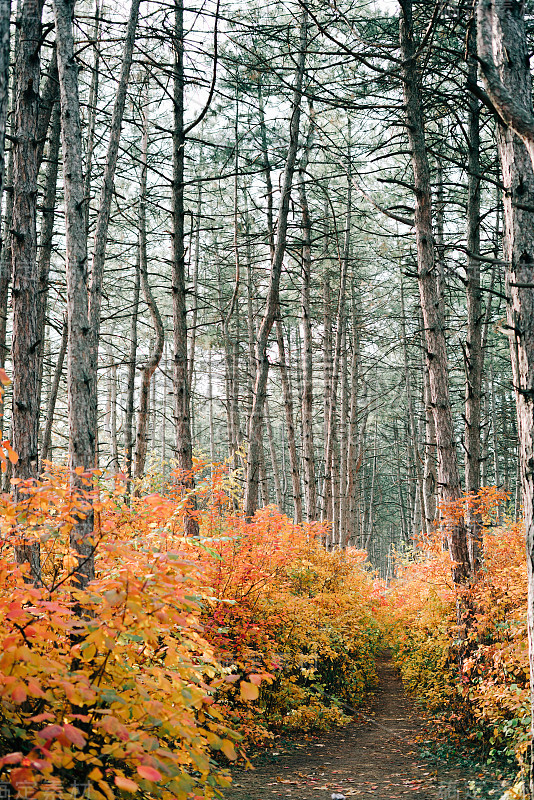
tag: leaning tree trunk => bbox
[87,0,140,469]
[477,0,534,790]
[399,0,470,585]
[244,10,307,519]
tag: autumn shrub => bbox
[0,471,238,800]
[387,488,530,770]
[142,468,382,743]
[0,458,381,798]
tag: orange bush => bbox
[388,488,530,768]
[0,458,381,798]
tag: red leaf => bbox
[63,724,86,748]
[137,765,162,782]
[0,753,22,766]
[38,724,63,741]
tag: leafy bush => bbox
[387,488,530,771]
[0,460,381,797]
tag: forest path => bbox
[223,656,486,800]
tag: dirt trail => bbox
[223,657,487,799]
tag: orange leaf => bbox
[114,775,139,793]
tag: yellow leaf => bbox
[240,681,259,701]
[220,739,237,761]
[82,643,96,661]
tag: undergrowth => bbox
[385,487,530,789]
[0,457,381,799]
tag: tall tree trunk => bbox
[364,419,378,552]
[83,0,101,236]
[477,0,534,788]
[40,318,67,468]
[0,0,10,215]
[324,177,351,535]
[87,0,140,468]
[298,145,316,521]
[276,319,302,523]
[464,23,484,572]
[321,268,333,522]
[422,340,437,525]
[265,398,283,509]
[208,341,215,467]
[36,105,61,414]
[124,255,140,486]
[338,322,349,546]
[188,178,202,390]
[244,11,307,519]
[399,0,470,585]
[0,0,21,426]
[135,111,164,479]
[109,357,119,473]
[11,0,45,490]
[53,0,95,588]
[161,344,168,468]
[400,279,426,537]
[172,0,198,535]
[345,281,362,548]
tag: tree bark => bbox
[36,104,61,416]
[464,22,484,572]
[344,280,362,548]
[324,177,351,536]
[244,11,307,519]
[172,0,198,535]
[265,397,283,509]
[124,254,140,486]
[400,278,426,538]
[40,318,67,468]
[298,145,316,521]
[0,0,10,214]
[87,0,140,468]
[83,0,101,237]
[11,0,45,495]
[276,319,302,523]
[53,0,95,588]
[477,0,534,789]
[399,0,470,584]
[321,267,333,523]
[135,111,164,479]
